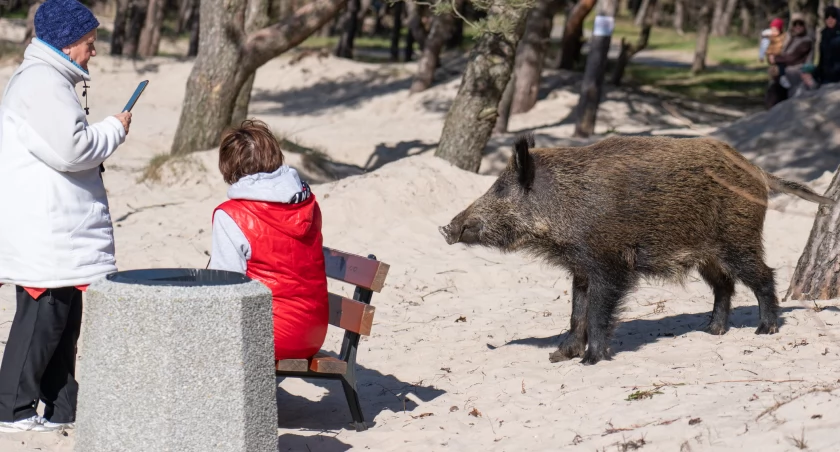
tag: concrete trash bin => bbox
[75,268,277,452]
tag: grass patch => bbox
[626,388,663,401]
[0,9,27,19]
[623,63,767,109]
[578,14,759,67]
[139,153,174,183]
[0,39,23,64]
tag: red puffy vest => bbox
[214,196,329,360]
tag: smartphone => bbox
[123,80,149,113]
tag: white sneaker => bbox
[780,75,791,88]
[0,415,55,433]
[43,420,74,431]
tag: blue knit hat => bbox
[34,0,100,50]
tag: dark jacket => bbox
[817,10,840,84]
[774,33,814,66]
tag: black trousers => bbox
[0,287,82,423]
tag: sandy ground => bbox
[1,18,840,452]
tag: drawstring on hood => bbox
[30,37,91,115]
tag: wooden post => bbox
[572,0,618,138]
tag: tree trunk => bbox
[712,0,737,36]
[406,0,427,58]
[405,24,416,61]
[123,0,148,58]
[559,0,597,70]
[710,0,725,36]
[691,0,713,74]
[170,0,346,156]
[739,0,751,37]
[611,0,656,85]
[572,0,618,138]
[177,0,193,33]
[389,0,403,61]
[434,3,529,172]
[410,12,455,93]
[22,1,41,46]
[785,173,840,301]
[335,0,360,58]
[494,72,517,134]
[187,0,200,56]
[633,0,651,26]
[673,0,684,35]
[230,0,272,126]
[510,0,560,114]
[111,0,130,55]
[447,16,465,49]
[138,0,165,58]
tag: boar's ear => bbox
[512,133,536,190]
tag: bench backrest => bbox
[323,247,390,337]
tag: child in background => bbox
[761,18,790,87]
[209,119,329,360]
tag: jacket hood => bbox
[228,165,304,203]
[227,166,318,239]
[20,38,90,86]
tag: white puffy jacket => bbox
[0,38,126,288]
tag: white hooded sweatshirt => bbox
[0,38,126,288]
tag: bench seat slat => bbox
[275,358,308,372]
[323,247,390,292]
[275,353,348,375]
[328,293,375,336]
[309,352,347,374]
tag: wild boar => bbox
[439,134,833,365]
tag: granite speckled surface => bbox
[75,276,276,452]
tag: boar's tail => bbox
[764,172,836,205]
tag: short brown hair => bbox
[218,119,284,184]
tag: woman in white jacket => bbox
[0,0,131,433]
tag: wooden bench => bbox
[275,247,390,432]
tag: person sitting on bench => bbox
[208,119,329,360]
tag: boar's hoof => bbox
[754,320,779,335]
[707,321,728,336]
[548,350,574,363]
[580,347,611,365]
[549,337,586,362]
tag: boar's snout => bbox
[439,215,483,246]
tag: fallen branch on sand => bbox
[756,385,838,421]
[622,379,805,389]
[115,203,184,223]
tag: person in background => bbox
[760,17,786,64]
[0,0,130,433]
[815,6,840,85]
[766,13,814,109]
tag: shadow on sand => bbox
[277,433,352,452]
[498,304,840,356]
[276,360,446,432]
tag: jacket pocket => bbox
[70,202,116,268]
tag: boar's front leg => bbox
[549,274,588,362]
[581,270,633,365]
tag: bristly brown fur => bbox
[440,135,833,365]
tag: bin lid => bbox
[106,268,252,287]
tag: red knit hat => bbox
[770,18,784,30]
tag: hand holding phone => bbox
[114,111,132,134]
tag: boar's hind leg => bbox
[549,274,589,363]
[724,248,780,335]
[580,271,633,365]
[698,260,736,335]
